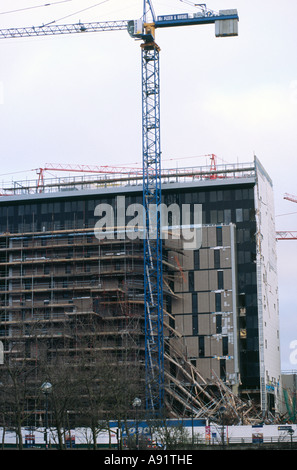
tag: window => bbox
[209,191,217,202]
[237,251,244,264]
[236,208,243,222]
[188,271,194,291]
[220,359,226,381]
[216,314,222,334]
[194,250,200,270]
[243,209,250,221]
[238,293,246,308]
[77,200,84,212]
[215,292,221,312]
[216,227,222,246]
[250,209,256,221]
[246,293,257,306]
[224,209,231,224]
[88,199,96,211]
[242,188,249,199]
[223,190,231,201]
[192,314,198,335]
[198,336,205,357]
[184,192,192,204]
[197,192,205,203]
[244,251,251,263]
[217,210,224,224]
[214,250,220,269]
[217,271,224,290]
[41,204,48,214]
[167,296,172,314]
[192,293,198,314]
[222,336,228,356]
[235,189,242,200]
[210,210,217,224]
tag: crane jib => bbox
[0,10,238,40]
[156,12,238,25]
[0,20,129,39]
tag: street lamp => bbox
[218,406,226,449]
[41,381,52,449]
[288,428,294,450]
[132,397,141,450]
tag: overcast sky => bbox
[0,0,296,370]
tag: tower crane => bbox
[35,162,143,189]
[276,231,297,240]
[0,1,239,416]
[284,193,297,204]
[276,194,297,240]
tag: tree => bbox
[0,358,39,450]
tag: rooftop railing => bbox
[0,162,256,196]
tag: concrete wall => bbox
[255,157,281,412]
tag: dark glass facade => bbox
[0,181,259,392]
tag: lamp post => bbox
[41,381,52,449]
[218,406,226,449]
[288,428,294,450]
[132,397,141,450]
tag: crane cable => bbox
[0,1,111,27]
[0,1,73,16]
[42,0,111,26]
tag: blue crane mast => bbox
[129,0,238,417]
[0,1,239,417]
[139,0,164,416]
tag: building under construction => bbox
[0,156,282,423]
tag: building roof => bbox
[0,160,258,204]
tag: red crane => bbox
[284,193,297,204]
[276,231,297,240]
[36,163,142,189]
[36,154,219,190]
[209,153,217,179]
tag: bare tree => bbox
[0,356,40,450]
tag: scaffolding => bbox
[0,161,287,423]
[0,223,265,422]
